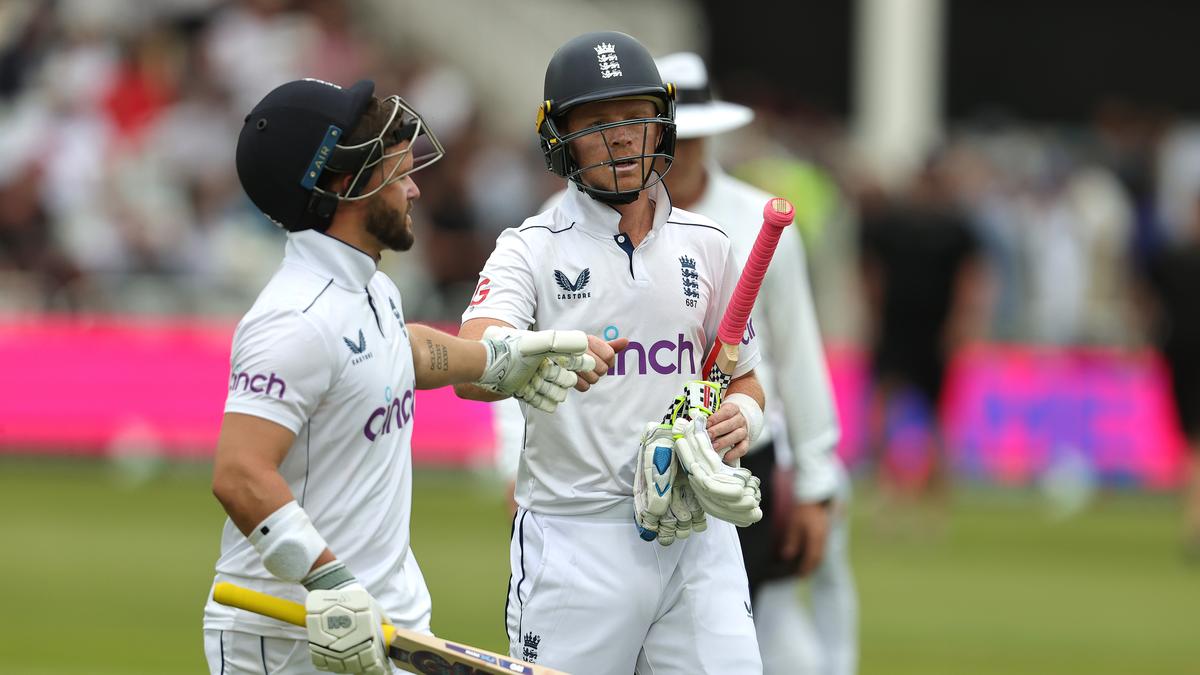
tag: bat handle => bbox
[212,582,398,647]
[763,197,795,228]
[213,582,306,626]
[716,198,794,346]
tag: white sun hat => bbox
[655,52,755,139]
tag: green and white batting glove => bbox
[635,421,677,543]
[672,381,763,528]
[303,561,391,674]
[477,326,595,413]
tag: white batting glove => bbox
[305,584,391,674]
[634,422,677,543]
[672,381,763,528]
[477,326,596,413]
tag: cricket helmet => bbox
[537,31,676,204]
[236,78,444,232]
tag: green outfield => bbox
[1,458,1195,674]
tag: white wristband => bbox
[724,393,764,444]
[248,501,327,583]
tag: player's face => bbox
[364,142,420,252]
[564,98,663,194]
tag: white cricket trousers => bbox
[506,501,762,675]
[203,629,407,674]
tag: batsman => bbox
[458,31,768,674]
[202,78,607,674]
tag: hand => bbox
[477,327,596,412]
[670,382,762,527]
[634,422,677,542]
[306,584,391,674]
[573,334,628,392]
[706,402,750,463]
[780,501,831,577]
[673,415,763,527]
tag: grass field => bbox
[1,458,1196,674]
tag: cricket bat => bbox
[689,197,795,413]
[212,582,567,675]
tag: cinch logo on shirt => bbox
[363,388,415,441]
[554,268,592,300]
[229,369,287,399]
[605,332,697,376]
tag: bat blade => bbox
[212,582,568,675]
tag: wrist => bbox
[249,501,328,583]
[723,392,764,443]
[302,559,357,591]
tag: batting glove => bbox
[305,583,391,674]
[672,381,763,528]
[477,326,596,413]
[635,422,677,542]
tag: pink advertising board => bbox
[0,315,496,464]
[0,316,1188,487]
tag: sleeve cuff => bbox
[791,427,841,502]
[223,403,304,435]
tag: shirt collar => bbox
[285,229,377,290]
[559,175,674,237]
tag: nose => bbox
[608,123,640,147]
[408,177,420,201]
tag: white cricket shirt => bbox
[464,180,762,515]
[204,229,430,639]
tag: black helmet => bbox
[236,78,444,232]
[537,31,676,204]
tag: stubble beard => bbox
[365,197,414,252]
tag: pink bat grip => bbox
[716,198,795,346]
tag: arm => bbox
[407,323,488,390]
[211,412,335,570]
[760,226,842,574]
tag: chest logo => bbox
[344,329,366,354]
[680,256,700,308]
[554,268,592,300]
[343,329,374,364]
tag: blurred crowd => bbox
[0,0,555,318]
[3,0,1200,363]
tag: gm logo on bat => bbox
[393,643,534,675]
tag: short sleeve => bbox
[461,228,538,330]
[705,241,763,378]
[224,310,334,434]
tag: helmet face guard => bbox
[539,100,676,205]
[312,95,445,206]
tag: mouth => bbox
[612,158,640,173]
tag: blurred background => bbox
[1,0,1198,673]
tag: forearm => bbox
[725,371,765,410]
[211,414,335,573]
[407,323,488,390]
[213,459,296,536]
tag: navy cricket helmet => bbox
[537,31,676,204]
[236,78,444,232]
